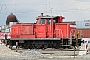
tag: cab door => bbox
[36,19,47,38]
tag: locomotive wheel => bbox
[36,44,39,49]
[55,46,60,49]
[9,45,13,49]
[32,44,35,49]
[44,44,48,49]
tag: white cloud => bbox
[77,2,90,10]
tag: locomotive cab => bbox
[36,15,65,24]
[35,15,65,38]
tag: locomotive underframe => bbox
[9,38,81,49]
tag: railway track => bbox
[11,48,79,56]
[1,45,90,60]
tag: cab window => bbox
[38,19,46,24]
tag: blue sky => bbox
[0,0,90,25]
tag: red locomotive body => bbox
[9,13,81,49]
[11,23,35,38]
[11,17,76,39]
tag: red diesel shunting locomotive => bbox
[9,13,81,49]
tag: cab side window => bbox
[38,19,46,24]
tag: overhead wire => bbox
[0,1,90,15]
